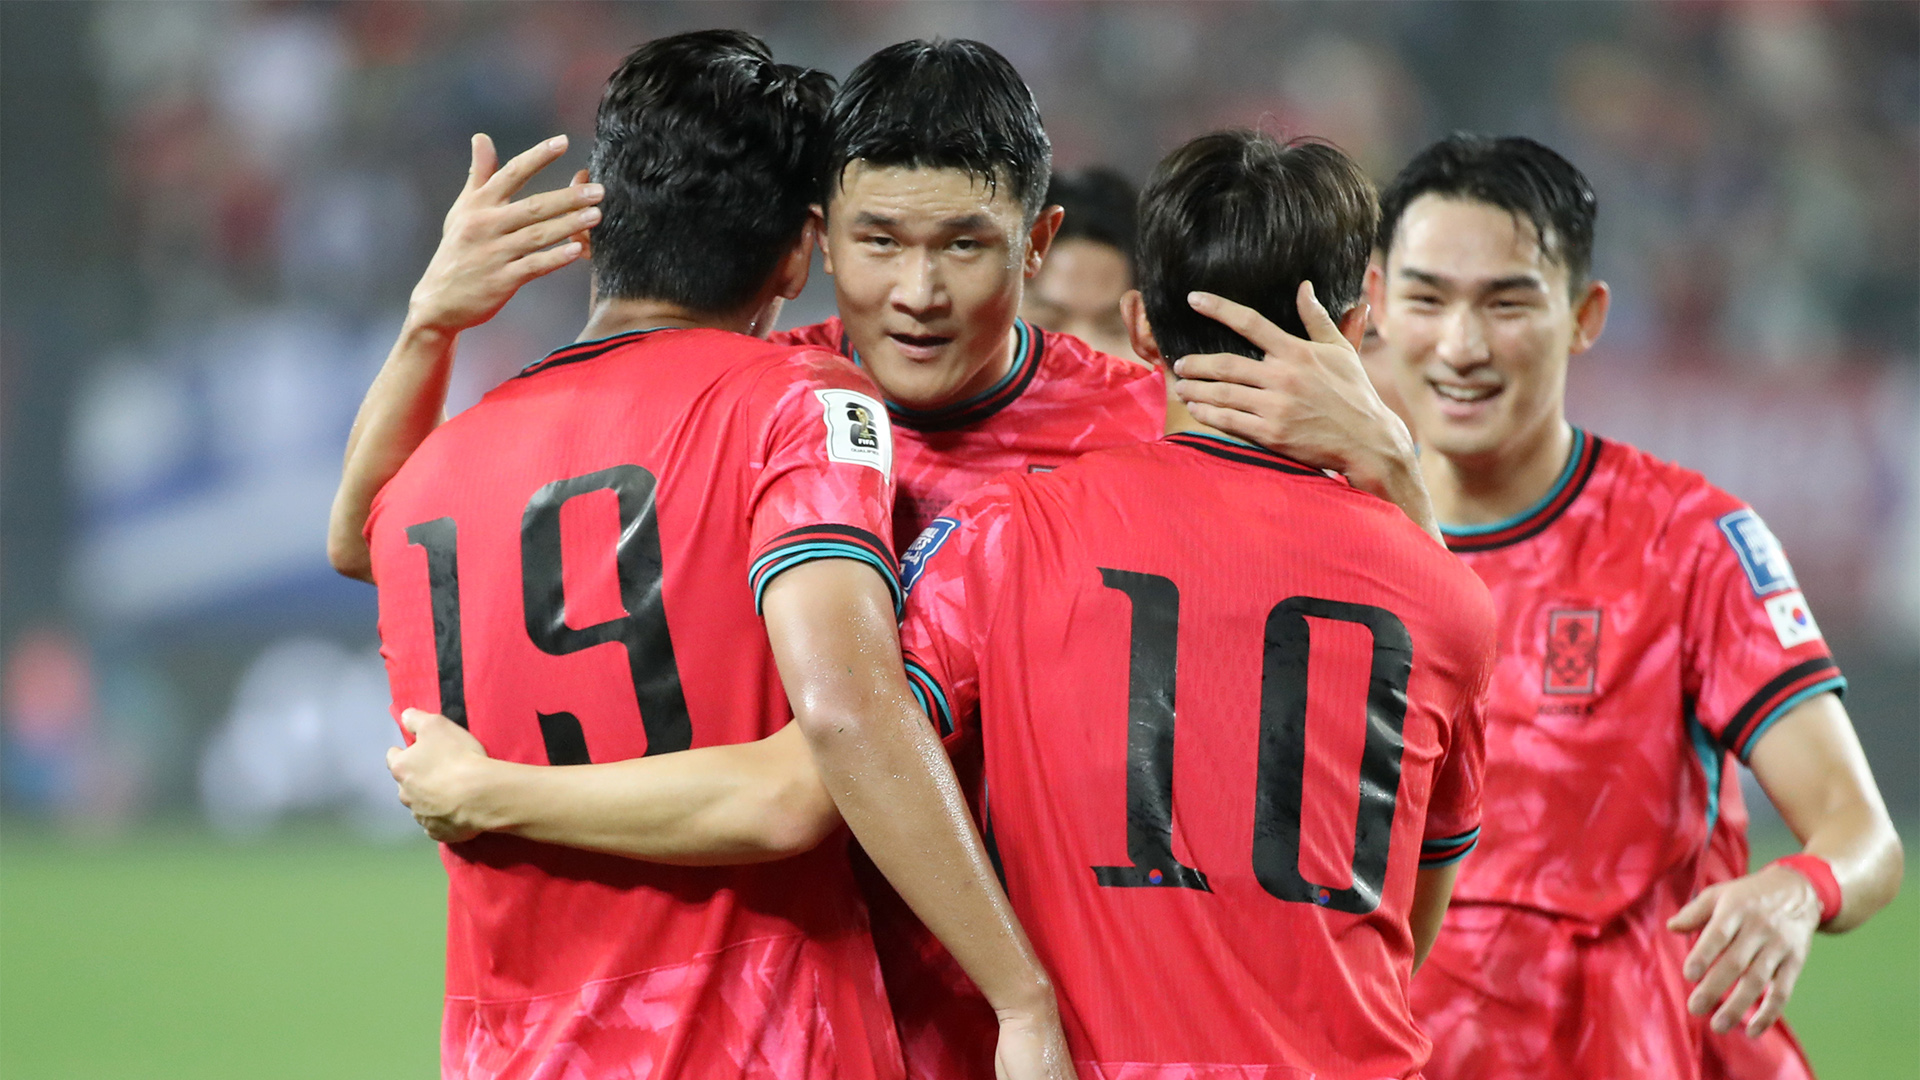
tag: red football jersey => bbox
[897,432,1497,1078]
[367,327,906,1080]
[1409,429,1845,1080]
[775,316,1168,544]
[777,316,1169,1078]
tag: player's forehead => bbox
[830,162,1024,232]
[1387,193,1566,294]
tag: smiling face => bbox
[822,163,1054,410]
[1374,194,1608,468]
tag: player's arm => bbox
[328,133,600,581]
[762,558,1073,1080]
[387,709,841,865]
[1409,863,1461,971]
[1166,284,1438,541]
[1669,691,1903,1036]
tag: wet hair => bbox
[1136,131,1376,363]
[1377,134,1597,289]
[589,30,834,311]
[1047,167,1138,258]
[824,38,1051,222]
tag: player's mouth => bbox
[1428,379,1502,419]
[887,332,956,363]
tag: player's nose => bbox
[890,250,945,314]
[1433,305,1491,368]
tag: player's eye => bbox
[949,237,984,253]
[860,234,898,250]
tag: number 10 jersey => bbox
[367,327,904,1080]
[896,432,1497,1078]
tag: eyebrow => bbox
[850,211,998,232]
[1398,267,1548,294]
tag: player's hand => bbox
[1172,284,1437,539]
[992,1001,1076,1080]
[387,708,497,844]
[406,133,601,336]
[1668,863,1822,1036]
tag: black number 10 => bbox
[404,464,691,765]
[1094,571,1411,915]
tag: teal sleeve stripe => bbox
[1737,677,1848,764]
[751,543,903,617]
[902,659,953,736]
[905,677,932,723]
[1418,840,1479,868]
[1421,826,1482,850]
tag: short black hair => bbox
[1377,134,1597,288]
[825,39,1051,222]
[1136,131,1377,364]
[589,30,834,311]
[1047,167,1137,258]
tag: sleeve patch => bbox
[899,516,959,594]
[1762,590,1823,649]
[1717,508,1798,596]
[816,389,891,474]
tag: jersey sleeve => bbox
[1684,503,1846,762]
[745,350,901,616]
[1421,628,1494,869]
[896,486,1017,742]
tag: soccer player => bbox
[359,32,1068,1079]
[1360,135,1900,1078]
[1019,167,1143,363]
[892,130,1496,1075]
[335,36,1435,1080]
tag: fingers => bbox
[1188,291,1304,355]
[1746,952,1805,1036]
[1295,280,1344,345]
[1692,925,1769,1021]
[1668,887,1718,933]
[505,183,603,234]
[1172,376,1276,416]
[1710,945,1786,1034]
[1682,899,1741,981]
[505,242,586,282]
[465,133,498,194]
[400,708,425,736]
[478,134,570,203]
[1170,351,1281,389]
[1182,403,1271,445]
[502,205,599,259]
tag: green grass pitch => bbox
[1,827,1913,1078]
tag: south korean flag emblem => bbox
[1763,591,1823,649]
[817,389,892,474]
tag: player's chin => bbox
[868,355,970,409]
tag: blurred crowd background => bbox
[2,0,1915,837]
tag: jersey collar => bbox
[842,319,1046,432]
[1165,430,1325,477]
[516,326,679,379]
[1441,427,1604,553]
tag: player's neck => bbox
[1162,392,1236,443]
[578,295,769,342]
[1421,417,1576,528]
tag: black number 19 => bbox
[404,464,691,765]
[1093,571,1411,915]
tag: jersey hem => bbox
[750,525,903,617]
[1736,676,1847,763]
[1719,658,1844,760]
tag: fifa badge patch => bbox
[1763,590,1823,649]
[1543,608,1601,695]
[816,389,891,474]
[1718,509,1797,596]
[899,517,958,594]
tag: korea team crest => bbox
[1543,608,1602,695]
[816,389,891,474]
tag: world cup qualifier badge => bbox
[1543,608,1602,695]
[816,388,891,474]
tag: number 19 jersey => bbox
[367,327,905,1080]
[896,432,1498,1079]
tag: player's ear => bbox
[1363,255,1386,314]
[773,218,816,301]
[1569,278,1611,356]
[1120,289,1163,364]
[1024,204,1065,277]
[811,204,835,275]
[1334,301,1368,351]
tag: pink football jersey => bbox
[368,327,905,1080]
[1410,429,1844,1080]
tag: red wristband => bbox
[1772,854,1842,925]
